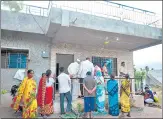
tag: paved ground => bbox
[0,93,162,118]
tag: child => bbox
[83,71,96,118]
[153,92,159,103]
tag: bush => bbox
[77,103,83,112]
[72,100,84,112]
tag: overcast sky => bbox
[24,1,162,70]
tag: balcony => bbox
[2,1,161,28]
[1,1,162,51]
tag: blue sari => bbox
[107,79,119,116]
[95,71,105,113]
[96,81,105,112]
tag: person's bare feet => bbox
[127,112,131,117]
[127,114,131,117]
[82,113,88,118]
[119,114,125,118]
[61,112,66,115]
[43,115,47,119]
[46,114,50,117]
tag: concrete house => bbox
[1,1,162,92]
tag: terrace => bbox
[2,1,162,28]
[1,1,162,52]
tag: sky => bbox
[23,1,162,70]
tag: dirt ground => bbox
[0,93,162,118]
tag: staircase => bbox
[146,73,162,87]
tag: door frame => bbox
[55,53,74,92]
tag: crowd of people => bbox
[10,57,134,118]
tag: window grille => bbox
[1,48,28,69]
[92,56,118,76]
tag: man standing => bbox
[119,62,127,93]
[78,57,94,98]
[119,62,127,78]
[58,67,72,115]
[67,59,81,100]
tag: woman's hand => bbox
[130,93,133,98]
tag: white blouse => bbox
[46,77,55,87]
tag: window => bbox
[1,48,29,69]
[92,56,118,76]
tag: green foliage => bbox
[2,1,24,12]
[134,69,146,81]
[134,65,154,81]
[1,89,7,94]
[77,102,82,112]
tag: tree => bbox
[134,69,146,80]
[134,66,146,81]
[145,66,149,73]
[134,68,146,92]
[2,1,24,12]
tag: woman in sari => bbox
[102,62,108,77]
[95,70,106,113]
[120,74,132,118]
[94,64,101,75]
[107,74,119,116]
[11,70,37,118]
[37,70,55,118]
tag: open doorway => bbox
[56,54,74,91]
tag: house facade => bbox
[1,2,162,92]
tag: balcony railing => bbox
[53,77,143,97]
[1,1,162,28]
[52,1,162,28]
